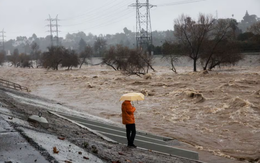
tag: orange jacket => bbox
[122,100,136,124]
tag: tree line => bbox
[2,29,175,56]
[0,13,259,74]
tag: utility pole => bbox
[129,0,156,52]
[46,15,60,47]
[0,29,6,52]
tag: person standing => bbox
[121,100,137,148]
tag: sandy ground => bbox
[1,55,260,163]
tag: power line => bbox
[157,0,206,7]
[62,9,135,34]
[61,0,131,21]
[62,8,131,27]
[2,0,209,41]
[62,1,131,27]
[58,0,207,37]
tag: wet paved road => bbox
[55,112,200,161]
[0,116,49,163]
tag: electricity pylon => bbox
[46,15,60,47]
[129,0,156,51]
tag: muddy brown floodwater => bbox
[1,55,260,163]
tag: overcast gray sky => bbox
[0,0,259,40]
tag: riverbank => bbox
[1,54,260,162]
[0,88,198,163]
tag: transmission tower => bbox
[129,0,156,51]
[46,15,60,47]
[0,29,6,51]
[54,15,60,46]
[46,15,53,47]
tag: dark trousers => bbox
[126,124,136,146]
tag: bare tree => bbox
[61,49,79,70]
[201,19,238,70]
[174,14,215,71]
[40,46,80,70]
[79,45,92,68]
[136,51,155,73]
[123,49,147,76]
[102,46,117,70]
[162,41,181,73]
[102,45,130,71]
[174,14,243,71]
[40,46,64,70]
[102,45,151,76]
[248,21,260,35]
[201,41,243,70]
[17,53,33,68]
